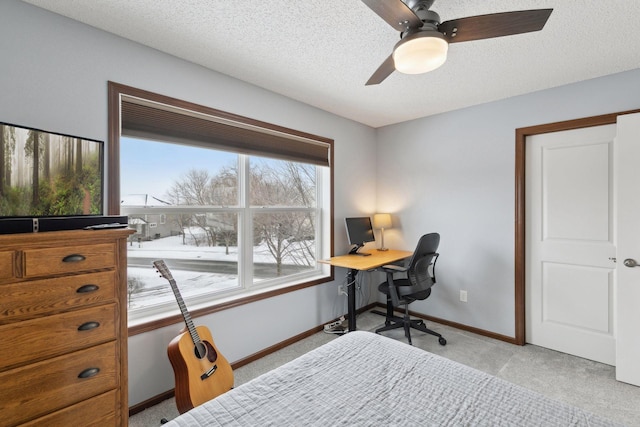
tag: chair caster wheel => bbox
[439,337,447,346]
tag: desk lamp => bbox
[373,213,392,251]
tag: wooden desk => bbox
[319,249,413,331]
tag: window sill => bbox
[127,270,333,336]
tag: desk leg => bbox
[347,268,357,332]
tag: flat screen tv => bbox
[0,121,104,218]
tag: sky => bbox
[120,137,236,196]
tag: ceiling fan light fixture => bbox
[392,31,448,74]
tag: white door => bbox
[526,124,617,365]
[615,112,640,386]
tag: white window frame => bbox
[124,156,329,325]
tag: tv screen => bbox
[0,122,103,217]
[345,216,375,247]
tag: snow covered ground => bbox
[126,233,314,310]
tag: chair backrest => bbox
[406,233,440,295]
[407,233,439,267]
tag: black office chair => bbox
[375,233,446,346]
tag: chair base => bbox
[373,308,447,346]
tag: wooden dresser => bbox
[0,228,134,427]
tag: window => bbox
[108,83,334,330]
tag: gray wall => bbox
[377,69,640,337]
[0,0,377,406]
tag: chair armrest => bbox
[432,253,439,283]
[381,264,407,273]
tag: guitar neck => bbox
[168,279,201,344]
[153,259,206,347]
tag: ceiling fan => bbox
[362,0,553,85]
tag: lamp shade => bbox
[373,213,392,229]
[392,31,448,75]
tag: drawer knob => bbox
[78,321,100,331]
[76,284,99,293]
[63,254,86,263]
[78,367,100,379]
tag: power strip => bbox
[324,325,346,335]
[323,316,345,332]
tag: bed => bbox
[164,331,620,426]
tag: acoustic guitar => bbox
[153,260,234,414]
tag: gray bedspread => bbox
[165,331,621,426]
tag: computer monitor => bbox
[345,216,375,255]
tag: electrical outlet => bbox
[460,290,468,303]
[338,284,345,296]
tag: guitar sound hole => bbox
[193,341,218,362]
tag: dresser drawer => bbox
[0,271,116,323]
[0,341,117,426]
[23,243,115,278]
[0,251,15,280]
[0,303,117,371]
[19,390,117,427]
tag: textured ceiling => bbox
[20,0,640,128]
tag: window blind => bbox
[121,98,331,167]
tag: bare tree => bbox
[209,166,238,254]
[166,168,238,250]
[250,160,316,275]
[166,170,211,245]
[127,276,145,307]
[165,160,315,274]
[171,169,213,205]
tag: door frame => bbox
[513,108,640,345]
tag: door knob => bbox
[623,258,639,268]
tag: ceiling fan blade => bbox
[361,0,422,32]
[439,9,553,44]
[366,55,395,86]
